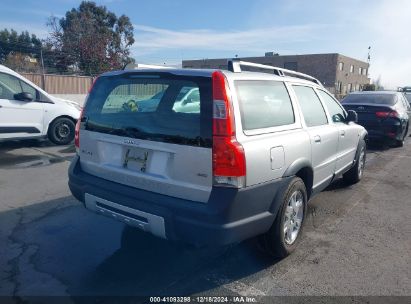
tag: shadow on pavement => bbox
[3,196,276,297]
[0,140,75,169]
[0,138,53,150]
[0,138,75,153]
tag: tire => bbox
[395,124,408,147]
[343,139,366,184]
[47,117,75,145]
[395,138,404,148]
[260,177,307,258]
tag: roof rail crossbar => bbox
[227,59,323,86]
[123,63,172,70]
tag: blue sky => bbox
[0,0,410,88]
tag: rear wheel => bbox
[396,138,405,147]
[260,177,307,258]
[395,124,408,147]
[343,139,366,184]
[48,117,75,145]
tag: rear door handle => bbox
[313,135,321,143]
[340,130,345,137]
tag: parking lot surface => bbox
[0,139,410,299]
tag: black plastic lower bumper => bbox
[68,155,289,246]
[360,119,405,142]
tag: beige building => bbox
[183,53,370,99]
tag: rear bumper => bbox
[68,155,289,246]
[359,119,404,142]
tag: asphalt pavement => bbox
[0,138,410,301]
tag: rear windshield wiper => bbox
[123,127,145,138]
[145,134,207,146]
[104,127,147,139]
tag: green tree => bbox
[0,29,42,64]
[362,84,376,91]
[47,1,135,75]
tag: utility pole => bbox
[367,46,371,64]
[367,46,371,77]
[40,48,46,90]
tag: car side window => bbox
[0,73,21,100]
[292,85,328,127]
[317,89,347,123]
[20,80,37,98]
[235,80,295,130]
[184,89,200,104]
[173,86,200,113]
[0,72,37,100]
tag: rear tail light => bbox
[375,111,399,118]
[74,108,84,150]
[212,71,246,188]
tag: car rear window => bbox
[83,72,212,147]
[405,93,411,103]
[235,80,295,130]
[342,94,397,105]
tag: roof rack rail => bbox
[227,59,323,87]
[123,62,172,70]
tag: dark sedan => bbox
[341,91,410,147]
[404,92,411,106]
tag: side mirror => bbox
[14,92,34,102]
[346,110,358,123]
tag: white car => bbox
[0,65,81,145]
[172,87,200,113]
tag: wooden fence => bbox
[20,73,169,97]
[20,73,94,94]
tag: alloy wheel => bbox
[283,190,304,245]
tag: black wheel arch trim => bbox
[353,133,367,166]
[47,115,77,133]
[360,129,368,142]
[282,158,313,199]
[282,158,313,178]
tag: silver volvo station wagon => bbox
[68,60,367,258]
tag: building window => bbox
[335,81,342,93]
[348,83,352,92]
[362,68,367,76]
[359,67,363,75]
[338,62,344,71]
[284,62,298,71]
[350,65,354,73]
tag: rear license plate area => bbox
[122,147,150,172]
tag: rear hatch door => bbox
[78,71,213,203]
